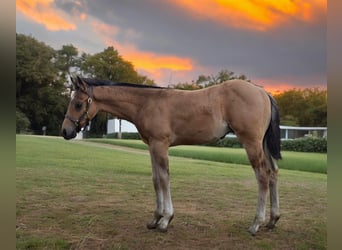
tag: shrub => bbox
[281,137,327,153]
[101,134,326,153]
[205,137,326,153]
[205,137,242,148]
[16,109,30,133]
[105,132,141,140]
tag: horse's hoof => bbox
[266,222,275,229]
[248,226,258,236]
[266,215,280,229]
[147,214,162,230]
[156,226,168,233]
[147,223,157,230]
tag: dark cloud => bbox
[68,0,325,85]
[22,0,326,87]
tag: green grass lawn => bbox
[16,135,327,249]
[87,138,327,174]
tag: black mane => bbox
[82,78,165,89]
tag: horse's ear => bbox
[70,76,76,88]
[76,76,88,92]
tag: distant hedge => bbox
[206,137,327,153]
[281,137,327,153]
[106,132,141,140]
[205,137,242,148]
[104,133,326,153]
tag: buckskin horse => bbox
[61,76,282,235]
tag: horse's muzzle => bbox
[62,127,77,140]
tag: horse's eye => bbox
[75,102,83,110]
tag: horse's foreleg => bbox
[266,168,280,229]
[146,141,174,232]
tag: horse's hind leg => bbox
[266,166,280,229]
[146,140,174,232]
[243,141,270,235]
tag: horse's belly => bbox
[171,121,229,146]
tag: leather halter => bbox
[65,86,93,132]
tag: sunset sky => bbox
[16,0,326,93]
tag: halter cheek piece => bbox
[65,86,93,133]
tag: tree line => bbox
[16,33,327,136]
[16,33,155,136]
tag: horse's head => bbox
[61,76,97,140]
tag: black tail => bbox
[264,94,282,160]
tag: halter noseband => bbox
[65,86,93,132]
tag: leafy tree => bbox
[191,69,250,88]
[216,69,235,83]
[79,46,155,136]
[274,89,304,126]
[171,82,201,90]
[299,88,327,126]
[280,115,298,126]
[16,109,30,133]
[173,69,249,90]
[85,112,108,138]
[196,74,210,85]
[16,33,69,135]
[56,44,80,80]
[274,88,327,127]
[80,46,153,84]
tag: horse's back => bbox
[217,80,268,101]
[137,80,271,146]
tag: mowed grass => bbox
[87,139,327,174]
[16,135,327,250]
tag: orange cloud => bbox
[92,21,193,76]
[91,21,119,37]
[263,83,297,95]
[256,78,326,95]
[16,0,76,31]
[118,44,193,71]
[169,0,326,31]
[80,13,87,21]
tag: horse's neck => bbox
[93,86,150,122]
